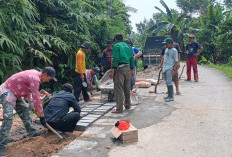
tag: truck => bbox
[142,36,165,68]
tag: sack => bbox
[135,81,151,88]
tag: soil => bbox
[7,131,83,157]
[1,114,83,157]
[136,67,159,79]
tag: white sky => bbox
[123,0,180,32]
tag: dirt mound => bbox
[7,131,83,157]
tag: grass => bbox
[207,63,232,81]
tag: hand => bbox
[101,66,104,71]
[172,69,176,76]
[40,117,46,126]
[131,70,134,77]
[177,62,180,69]
[109,71,114,79]
[157,65,162,70]
[81,74,84,81]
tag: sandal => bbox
[176,91,181,95]
[111,109,123,114]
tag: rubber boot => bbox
[0,146,8,157]
[165,85,174,102]
[163,86,169,99]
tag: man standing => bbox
[125,39,142,89]
[110,34,134,114]
[159,35,181,95]
[0,67,56,156]
[186,34,204,82]
[101,41,113,73]
[74,41,92,102]
[162,38,179,102]
[44,83,81,134]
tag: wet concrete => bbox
[54,97,175,157]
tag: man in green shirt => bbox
[110,33,134,114]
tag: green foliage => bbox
[137,59,143,72]
[0,0,132,86]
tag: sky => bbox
[123,0,180,32]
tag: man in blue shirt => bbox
[125,39,142,89]
[44,83,81,133]
[162,38,179,102]
[186,34,203,82]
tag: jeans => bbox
[113,65,131,112]
[74,73,89,102]
[0,95,36,147]
[164,69,173,86]
[131,67,137,90]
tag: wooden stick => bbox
[179,65,186,79]
[154,68,162,93]
[45,123,63,139]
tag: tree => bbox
[176,0,216,15]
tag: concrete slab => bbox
[103,102,116,106]
[89,102,104,105]
[76,122,91,131]
[81,108,94,112]
[79,118,97,124]
[87,114,102,118]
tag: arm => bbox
[172,49,179,74]
[197,47,204,56]
[110,45,120,78]
[77,52,84,80]
[30,79,44,117]
[69,95,81,113]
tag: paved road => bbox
[108,65,232,157]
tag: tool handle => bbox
[45,123,63,139]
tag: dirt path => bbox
[108,64,232,157]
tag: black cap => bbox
[42,67,57,81]
[81,41,92,49]
[62,83,73,93]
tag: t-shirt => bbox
[132,46,140,67]
[162,42,181,56]
[44,90,81,123]
[112,42,134,69]
[75,49,86,74]
[101,48,113,68]
[186,42,202,58]
[162,47,178,72]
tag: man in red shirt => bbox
[0,67,56,156]
[101,41,113,73]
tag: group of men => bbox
[0,33,203,156]
[159,34,203,102]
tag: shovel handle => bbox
[45,123,63,139]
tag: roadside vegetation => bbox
[207,63,232,81]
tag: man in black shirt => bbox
[158,35,181,95]
[44,83,81,133]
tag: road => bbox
[108,64,232,157]
[54,64,232,157]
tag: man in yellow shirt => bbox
[74,41,92,102]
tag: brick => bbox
[97,106,113,110]
[81,108,94,112]
[87,114,102,118]
[90,102,104,105]
[103,102,116,106]
[79,118,96,124]
[76,122,91,131]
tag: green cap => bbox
[162,38,173,44]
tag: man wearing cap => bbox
[162,38,179,102]
[110,33,134,113]
[159,35,182,95]
[0,67,56,156]
[101,41,113,73]
[74,41,92,102]
[186,34,203,82]
[85,67,100,91]
[44,83,81,134]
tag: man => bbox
[186,34,203,82]
[101,41,113,73]
[74,41,92,102]
[125,39,142,89]
[158,35,181,95]
[162,38,179,102]
[0,67,56,156]
[44,83,81,133]
[110,33,134,114]
[85,67,100,90]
